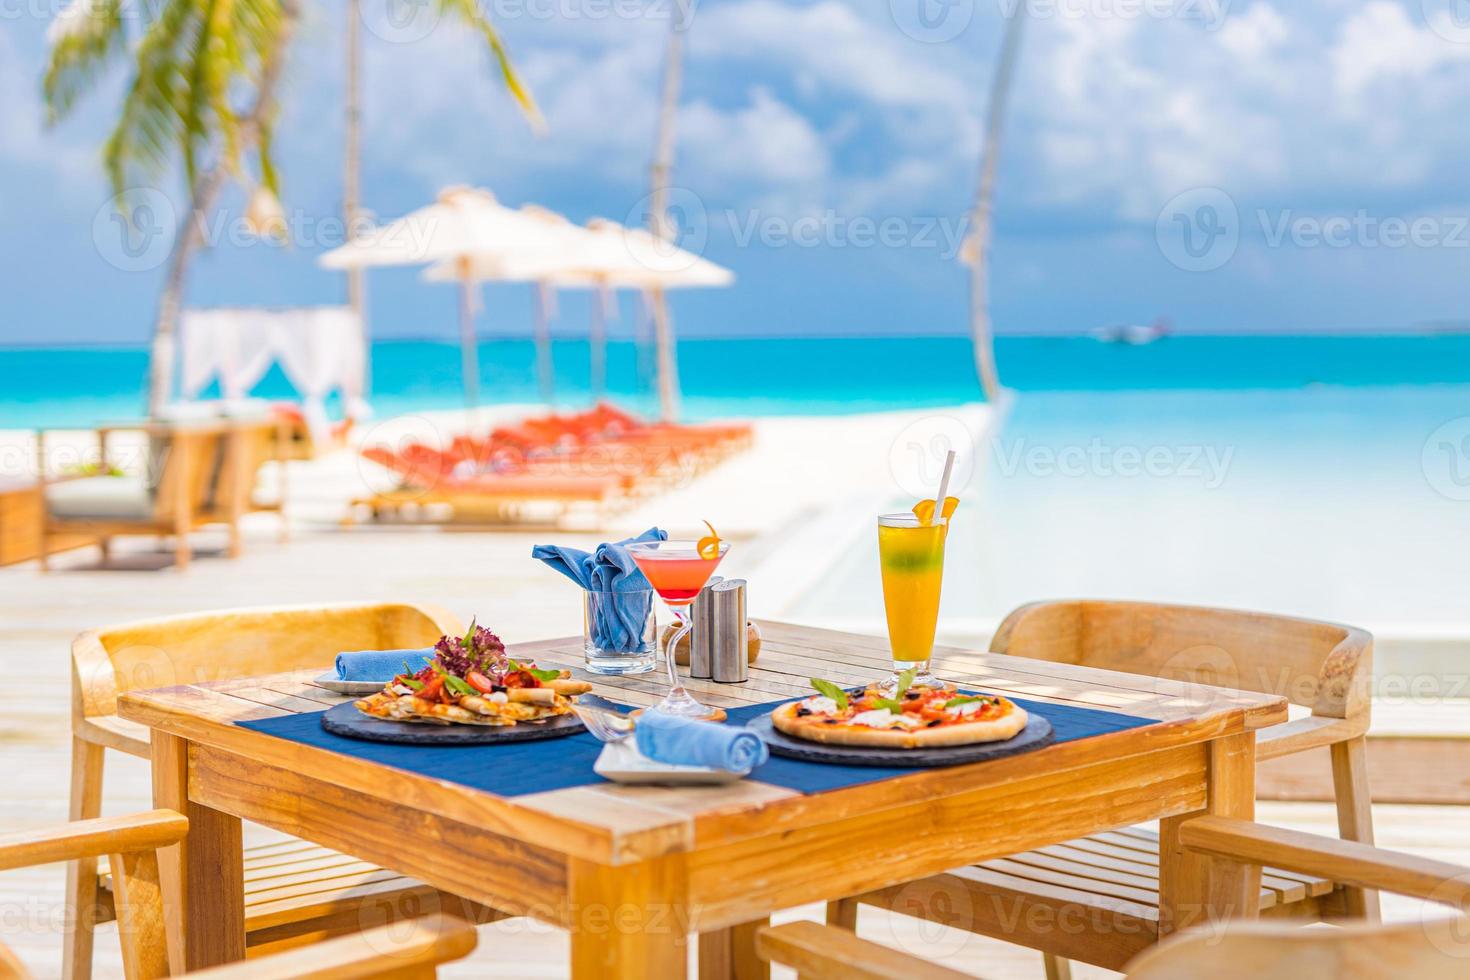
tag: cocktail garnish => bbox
[911,496,960,527]
[697,520,723,560]
[810,677,849,711]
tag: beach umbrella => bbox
[319,187,578,409]
[424,216,733,403]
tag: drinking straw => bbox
[931,450,956,526]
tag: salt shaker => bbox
[711,579,749,683]
[688,576,723,678]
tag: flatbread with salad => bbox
[355,623,592,727]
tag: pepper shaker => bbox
[688,576,723,678]
[711,579,749,683]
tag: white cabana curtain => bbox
[180,307,369,440]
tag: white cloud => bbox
[680,86,830,187]
[1330,1,1470,98]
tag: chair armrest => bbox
[1180,816,1470,906]
[1253,715,1364,761]
[184,913,478,980]
[0,810,188,871]
[755,921,973,980]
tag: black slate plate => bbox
[320,700,586,745]
[745,710,1054,768]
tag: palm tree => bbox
[965,6,1026,402]
[45,0,539,417]
[646,21,685,422]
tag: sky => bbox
[4,0,1470,345]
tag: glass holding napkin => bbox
[533,528,666,674]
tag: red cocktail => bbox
[627,537,729,719]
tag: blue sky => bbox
[4,0,1470,345]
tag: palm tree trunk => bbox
[345,0,369,397]
[967,7,1026,403]
[647,23,684,422]
[145,0,301,418]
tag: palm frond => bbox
[432,0,545,132]
[43,0,128,123]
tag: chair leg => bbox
[64,738,106,980]
[227,519,243,559]
[97,537,111,565]
[1330,735,1380,920]
[174,536,190,571]
[1043,953,1073,980]
[825,898,859,930]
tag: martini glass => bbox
[626,538,729,718]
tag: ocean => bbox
[5,333,1470,427]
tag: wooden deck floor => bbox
[3,524,1469,978]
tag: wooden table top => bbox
[119,620,1287,867]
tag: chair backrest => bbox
[72,602,463,729]
[148,428,228,521]
[206,419,281,516]
[990,600,1372,719]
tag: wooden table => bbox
[118,620,1287,978]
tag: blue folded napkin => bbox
[532,528,666,653]
[335,648,433,683]
[635,711,769,773]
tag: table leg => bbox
[698,918,770,980]
[151,732,245,971]
[569,855,689,980]
[1159,732,1260,937]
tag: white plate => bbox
[593,740,749,785]
[313,672,385,696]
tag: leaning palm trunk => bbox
[145,0,301,417]
[647,23,684,422]
[344,0,368,396]
[966,7,1026,403]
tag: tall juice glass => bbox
[878,513,947,690]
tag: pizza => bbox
[771,675,1027,748]
[355,622,592,727]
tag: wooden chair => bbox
[0,810,479,980]
[829,600,1376,976]
[65,602,487,980]
[38,421,259,571]
[763,817,1470,979]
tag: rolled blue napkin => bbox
[635,711,769,773]
[532,528,666,653]
[335,648,433,683]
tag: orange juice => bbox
[878,515,946,665]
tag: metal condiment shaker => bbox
[688,576,723,678]
[711,579,749,683]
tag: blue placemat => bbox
[237,693,1153,798]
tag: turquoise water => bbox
[5,333,1470,428]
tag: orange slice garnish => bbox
[912,496,960,527]
[697,520,722,560]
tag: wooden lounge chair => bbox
[0,810,479,979]
[828,600,1377,975]
[65,602,495,980]
[37,418,285,571]
[761,818,1470,979]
